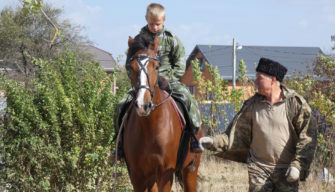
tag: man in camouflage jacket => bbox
[200,58,317,191]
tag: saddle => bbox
[168,93,187,131]
[116,90,187,136]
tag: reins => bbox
[151,88,172,109]
[112,101,134,191]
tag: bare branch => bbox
[39,7,59,48]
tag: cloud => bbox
[327,14,335,23]
[172,23,216,44]
[277,0,333,5]
[85,4,102,14]
[169,23,232,54]
[297,19,309,28]
[89,24,143,58]
[45,0,103,27]
[0,0,16,8]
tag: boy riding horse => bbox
[112,3,202,159]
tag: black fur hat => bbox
[256,57,287,82]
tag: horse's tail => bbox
[175,130,191,186]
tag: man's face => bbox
[254,72,273,96]
[146,16,164,34]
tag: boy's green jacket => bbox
[126,25,186,82]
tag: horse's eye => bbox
[155,66,159,70]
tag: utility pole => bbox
[232,38,236,89]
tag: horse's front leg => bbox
[182,153,201,192]
[157,168,175,192]
[131,176,158,192]
[131,173,165,192]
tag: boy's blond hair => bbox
[145,3,165,20]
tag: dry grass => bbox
[115,153,335,192]
[299,165,335,192]
[186,153,335,192]
[194,155,249,192]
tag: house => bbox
[80,45,118,94]
[182,45,324,132]
[0,62,20,71]
[80,45,117,74]
[0,62,22,78]
[1,45,119,94]
[181,44,324,98]
[0,62,13,116]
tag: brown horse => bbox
[122,34,202,192]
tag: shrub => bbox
[191,59,249,134]
[285,54,335,169]
[0,52,117,191]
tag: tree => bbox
[0,3,89,81]
[21,0,61,51]
[113,55,131,102]
[0,2,132,190]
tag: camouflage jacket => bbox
[126,25,186,82]
[214,85,317,181]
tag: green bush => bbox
[191,59,247,134]
[0,53,117,191]
[285,54,335,168]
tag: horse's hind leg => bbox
[182,154,201,192]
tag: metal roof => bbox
[81,45,117,72]
[187,45,324,80]
[0,62,20,71]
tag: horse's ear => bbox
[128,36,134,47]
[151,36,159,52]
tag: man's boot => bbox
[190,133,203,153]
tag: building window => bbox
[188,86,195,95]
[206,90,213,100]
[198,57,204,72]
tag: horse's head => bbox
[127,34,160,116]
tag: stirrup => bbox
[110,151,123,161]
[190,139,203,153]
[110,141,124,161]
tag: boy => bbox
[113,3,202,159]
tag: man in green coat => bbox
[200,58,317,192]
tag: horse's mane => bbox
[127,33,153,59]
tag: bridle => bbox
[129,54,171,110]
[129,54,159,98]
